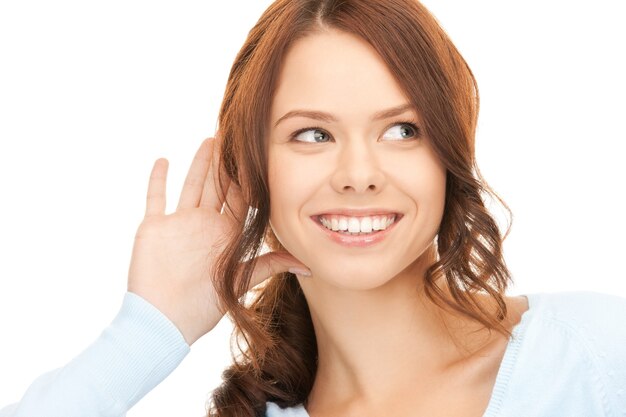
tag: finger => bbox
[177,138,213,210]
[200,131,229,211]
[247,251,311,291]
[145,158,168,217]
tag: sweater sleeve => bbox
[0,292,191,417]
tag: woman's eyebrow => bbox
[273,103,416,128]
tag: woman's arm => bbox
[0,138,308,417]
[0,292,190,417]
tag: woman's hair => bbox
[207,0,513,415]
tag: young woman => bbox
[2,1,625,416]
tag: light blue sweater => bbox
[1,290,625,417]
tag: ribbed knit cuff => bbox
[66,291,190,414]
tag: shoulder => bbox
[520,290,626,410]
[483,291,626,415]
[526,290,626,330]
[524,290,626,353]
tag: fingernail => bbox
[288,267,312,277]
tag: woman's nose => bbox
[329,140,386,194]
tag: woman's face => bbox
[267,29,447,289]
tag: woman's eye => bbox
[290,128,331,143]
[382,122,421,141]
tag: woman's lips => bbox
[311,214,402,247]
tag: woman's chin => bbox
[298,267,400,291]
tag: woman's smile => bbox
[311,212,403,248]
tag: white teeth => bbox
[360,217,372,233]
[319,214,397,234]
[348,218,360,233]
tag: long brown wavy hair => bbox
[207,0,514,416]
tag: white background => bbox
[1,1,624,416]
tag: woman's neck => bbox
[298,249,522,415]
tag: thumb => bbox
[249,251,311,288]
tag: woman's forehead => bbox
[270,30,415,127]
